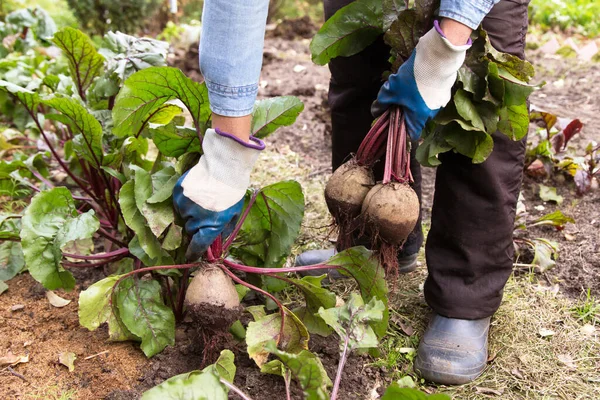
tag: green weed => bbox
[571,288,600,325]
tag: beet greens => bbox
[310,0,538,166]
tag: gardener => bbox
[174,0,530,386]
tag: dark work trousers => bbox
[324,0,530,319]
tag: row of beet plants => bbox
[0,12,444,399]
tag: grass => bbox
[529,0,600,38]
[23,383,77,400]
[571,289,600,326]
[254,145,600,399]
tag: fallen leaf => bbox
[10,304,24,312]
[557,354,576,370]
[399,321,415,336]
[511,367,524,379]
[46,291,71,308]
[396,376,416,388]
[293,64,306,73]
[59,352,77,372]
[533,284,560,297]
[564,233,575,241]
[580,324,597,336]
[0,351,29,366]
[474,386,503,395]
[539,184,563,204]
[538,327,555,338]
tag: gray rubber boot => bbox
[414,313,490,385]
[294,249,418,281]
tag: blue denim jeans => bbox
[198,0,500,117]
[199,0,269,117]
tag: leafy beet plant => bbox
[0,18,395,398]
[310,0,537,166]
[142,291,449,400]
[527,110,597,195]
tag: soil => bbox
[1,18,599,400]
[525,52,600,296]
[0,273,147,399]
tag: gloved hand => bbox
[372,20,471,140]
[173,128,265,261]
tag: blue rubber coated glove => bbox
[173,128,265,261]
[372,21,471,140]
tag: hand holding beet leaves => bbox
[310,0,538,166]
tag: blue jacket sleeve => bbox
[439,0,501,30]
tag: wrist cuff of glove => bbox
[181,128,263,212]
[214,128,266,150]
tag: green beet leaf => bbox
[20,188,99,290]
[415,127,454,167]
[414,0,439,26]
[318,293,384,351]
[497,102,529,141]
[53,27,104,99]
[246,306,309,368]
[120,180,163,260]
[0,241,25,281]
[112,67,209,138]
[442,123,494,164]
[148,104,183,125]
[0,80,40,113]
[0,280,7,295]
[310,0,383,65]
[531,238,559,273]
[43,97,104,168]
[539,184,563,204]
[290,275,337,336]
[0,216,25,280]
[323,247,389,338]
[95,31,169,98]
[383,0,408,31]
[382,384,451,400]
[147,166,180,204]
[161,223,182,251]
[141,369,227,400]
[128,235,174,268]
[231,181,304,269]
[263,341,332,399]
[150,122,202,159]
[529,210,574,228]
[251,96,304,139]
[385,9,423,62]
[115,276,175,357]
[203,349,236,383]
[453,89,486,132]
[78,274,137,342]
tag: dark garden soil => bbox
[1,20,599,400]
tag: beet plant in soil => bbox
[142,292,450,400]
[311,0,538,269]
[527,109,598,195]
